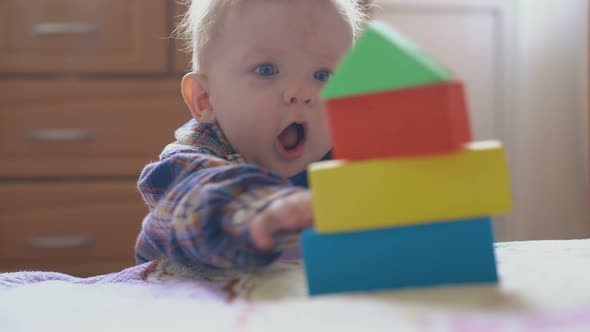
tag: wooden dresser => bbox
[0,0,190,276]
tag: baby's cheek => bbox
[316,110,331,140]
[246,76,276,89]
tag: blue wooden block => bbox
[302,217,498,296]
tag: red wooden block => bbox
[325,80,472,160]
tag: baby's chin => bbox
[266,161,308,178]
[263,155,316,179]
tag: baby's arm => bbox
[135,150,311,269]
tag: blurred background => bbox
[0,0,588,276]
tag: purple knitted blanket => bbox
[1,241,590,332]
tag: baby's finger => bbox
[279,209,312,231]
[277,194,314,230]
[250,209,279,250]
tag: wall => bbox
[374,0,589,241]
[511,0,589,240]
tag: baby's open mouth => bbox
[276,122,307,160]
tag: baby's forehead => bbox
[239,45,341,66]
[218,0,353,54]
[230,1,351,33]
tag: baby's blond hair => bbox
[175,0,370,72]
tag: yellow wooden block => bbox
[309,140,512,233]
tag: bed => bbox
[1,240,590,331]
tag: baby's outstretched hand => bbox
[250,190,314,250]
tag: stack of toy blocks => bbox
[301,21,513,296]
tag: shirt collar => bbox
[175,119,243,162]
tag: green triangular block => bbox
[321,21,453,100]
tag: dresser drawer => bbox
[0,0,169,73]
[0,181,145,263]
[0,80,190,178]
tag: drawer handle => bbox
[32,22,101,37]
[27,129,95,142]
[28,236,95,249]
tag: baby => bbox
[135,0,368,269]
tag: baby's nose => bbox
[287,96,314,104]
[283,86,316,106]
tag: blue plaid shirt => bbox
[135,120,328,269]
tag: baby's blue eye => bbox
[254,64,279,77]
[314,70,332,82]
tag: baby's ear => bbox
[181,72,216,123]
